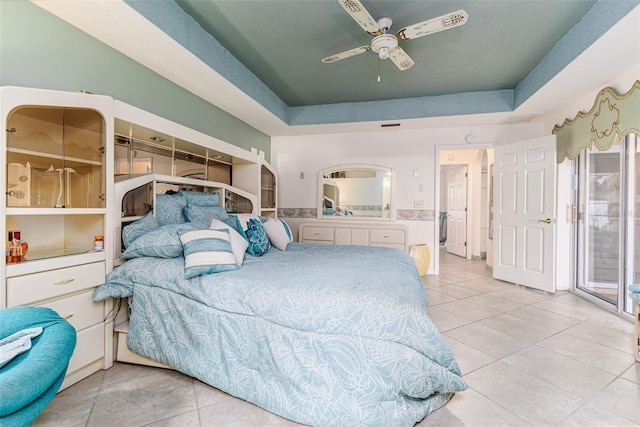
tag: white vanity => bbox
[299,222,408,252]
[300,163,408,252]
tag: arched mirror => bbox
[318,164,396,221]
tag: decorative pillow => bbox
[180,190,220,207]
[223,215,240,231]
[262,218,293,251]
[183,204,229,224]
[209,219,248,265]
[235,214,271,256]
[122,212,158,248]
[155,193,186,226]
[179,229,238,278]
[121,222,203,259]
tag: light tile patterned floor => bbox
[33,249,639,426]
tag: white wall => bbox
[272,122,543,274]
[273,67,637,278]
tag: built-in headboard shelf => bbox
[112,173,257,264]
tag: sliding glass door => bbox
[576,134,637,315]
[629,134,639,314]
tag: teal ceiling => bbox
[174,0,596,107]
[122,0,637,128]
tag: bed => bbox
[95,186,466,426]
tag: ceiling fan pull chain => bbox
[377,57,381,82]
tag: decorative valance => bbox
[553,80,640,163]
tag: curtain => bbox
[553,80,640,163]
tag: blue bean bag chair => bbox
[0,307,76,427]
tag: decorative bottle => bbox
[9,230,27,263]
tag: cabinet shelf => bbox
[17,248,93,262]
[6,208,106,216]
[8,147,103,166]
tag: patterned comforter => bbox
[94,243,466,426]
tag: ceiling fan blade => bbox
[338,0,382,37]
[397,9,468,41]
[322,46,371,63]
[388,47,414,71]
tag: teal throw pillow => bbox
[235,214,271,256]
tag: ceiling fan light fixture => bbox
[324,1,468,72]
[371,33,398,60]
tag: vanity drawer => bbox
[301,226,334,242]
[370,229,406,244]
[38,290,103,332]
[7,262,106,307]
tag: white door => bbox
[447,166,467,257]
[493,136,557,292]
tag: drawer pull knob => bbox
[54,278,75,286]
[64,314,74,320]
[383,235,390,238]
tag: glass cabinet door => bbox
[261,165,275,209]
[6,106,105,208]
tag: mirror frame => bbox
[317,164,396,221]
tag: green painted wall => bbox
[0,1,270,160]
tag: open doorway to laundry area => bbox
[436,148,493,275]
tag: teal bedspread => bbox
[95,243,466,426]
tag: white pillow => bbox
[179,229,238,279]
[263,218,293,251]
[210,219,248,265]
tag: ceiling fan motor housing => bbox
[371,34,398,59]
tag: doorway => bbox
[445,165,467,257]
[437,148,490,268]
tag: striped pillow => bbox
[179,229,238,278]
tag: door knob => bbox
[538,218,552,224]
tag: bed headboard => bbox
[112,173,258,267]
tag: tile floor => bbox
[33,249,639,426]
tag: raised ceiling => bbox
[175,0,596,107]
[32,1,640,135]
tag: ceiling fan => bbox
[322,0,468,71]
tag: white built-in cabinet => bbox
[1,86,114,390]
[1,86,277,385]
[232,156,277,219]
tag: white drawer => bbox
[301,226,334,241]
[7,261,106,307]
[66,323,105,375]
[369,229,405,244]
[37,290,103,332]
